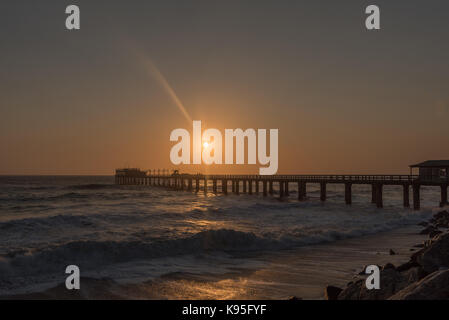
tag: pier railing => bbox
[158,174,420,182]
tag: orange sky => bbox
[1,1,448,175]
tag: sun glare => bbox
[203,142,209,149]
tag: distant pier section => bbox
[115,160,449,210]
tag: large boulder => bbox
[337,267,418,300]
[413,232,449,274]
[389,269,449,300]
[324,285,342,300]
[430,211,449,228]
[420,225,438,235]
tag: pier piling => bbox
[375,184,383,208]
[413,184,420,210]
[403,184,410,208]
[441,184,448,207]
[116,170,447,210]
[345,183,352,205]
[320,182,326,201]
[279,181,284,199]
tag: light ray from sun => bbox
[143,59,192,124]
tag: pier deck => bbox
[115,170,449,210]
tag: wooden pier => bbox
[115,169,449,210]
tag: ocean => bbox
[0,176,440,298]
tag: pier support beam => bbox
[413,184,420,210]
[345,183,352,205]
[298,182,306,201]
[236,180,240,195]
[403,184,410,208]
[255,181,259,194]
[440,184,448,207]
[213,180,217,193]
[232,180,235,193]
[371,184,376,204]
[204,179,208,193]
[195,179,200,193]
[222,180,228,194]
[248,180,253,195]
[279,181,284,199]
[263,181,267,197]
[269,181,273,195]
[243,180,247,193]
[320,182,326,201]
[376,184,383,208]
[285,182,289,197]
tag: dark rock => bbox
[429,230,443,239]
[324,285,343,300]
[288,296,302,300]
[389,249,396,255]
[396,261,421,273]
[434,210,449,220]
[383,263,395,270]
[359,264,381,275]
[420,226,437,235]
[338,268,413,300]
[436,221,449,228]
[389,269,449,300]
[413,243,424,248]
[433,211,449,228]
[414,232,449,274]
[418,221,428,227]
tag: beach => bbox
[1,225,429,299]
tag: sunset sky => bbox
[1,0,448,175]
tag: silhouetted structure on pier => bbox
[115,161,449,210]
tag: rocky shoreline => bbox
[324,209,449,300]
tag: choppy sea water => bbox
[0,176,440,296]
